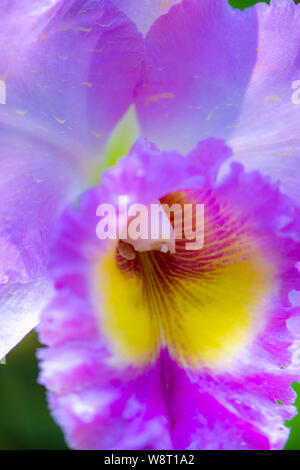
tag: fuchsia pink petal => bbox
[38,138,300,449]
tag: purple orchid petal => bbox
[0,0,143,157]
[228,0,300,202]
[133,0,300,203]
[38,138,300,449]
[111,0,181,35]
[134,0,258,153]
[0,135,80,284]
[0,0,144,357]
[0,278,53,361]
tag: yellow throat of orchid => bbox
[95,190,275,370]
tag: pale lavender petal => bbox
[0,0,144,158]
[0,0,143,353]
[0,278,53,360]
[228,0,300,202]
[134,0,257,152]
[0,136,80,284]
[0,0,143,279]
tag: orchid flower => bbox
[1,0,300,451]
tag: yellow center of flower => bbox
[95,190,275,370]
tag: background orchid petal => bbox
[0,278,53,360]
[0,0,143,354]
[110,0,181,36]
[0,135,81,284]
[227,0,300,202]
[134,0,258,153]
[0,135,79,360]
[0,0,144,160]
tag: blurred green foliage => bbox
[229,0,268,7]
[1,0,299,451]
[0,332,67,450]
[285,383,300,450]
[230,0,300,8]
